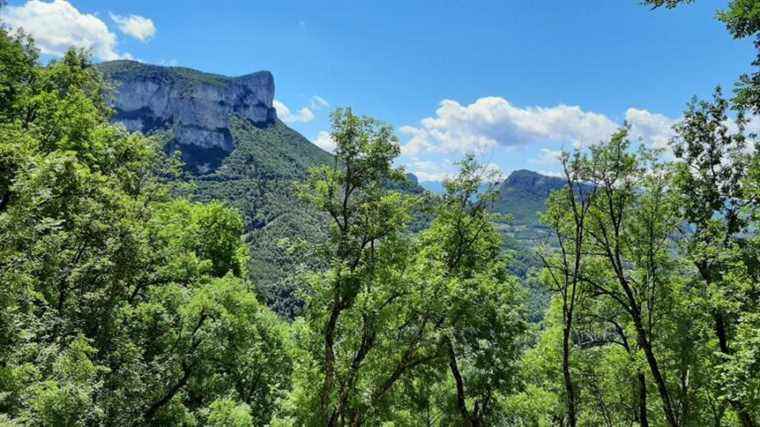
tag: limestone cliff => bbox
[97,60,277,171]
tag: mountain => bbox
[490,170,565,319]
[492,168,563,265]
[96,60,555,317]
[495,169,565,227]
[417,170,563,272]
[423,169,565,231]
[97,60,312,173]
[97,60,337,316]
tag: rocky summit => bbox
[97,60,277,172]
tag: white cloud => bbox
[1,0,131,61]
[275,96,329,124]
[401,97,679,156]
[625,108,676,150]
[109,12,156,42]
[483,162,505,181]
[313,131,337,153]
[310,96,329,110]
[401,97,619,156]
[274,99,315,124]
[399,125,442,157]
[406,159,457,182]
[402,157,505,183]
[531,148,564,166]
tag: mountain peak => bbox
[493,170,566,226]
[96,61,277,170]
[503,170,564,196]
[505,169,562,182]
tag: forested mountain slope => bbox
[98,59,567,314]
[96,61,426,316]
[97,61,336,315]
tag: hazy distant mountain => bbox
[422,169,565,227]
[418,170,564,279]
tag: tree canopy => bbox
[2,2,760,425]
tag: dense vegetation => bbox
[182,117,336,318]
[1,1,760,425]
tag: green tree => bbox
[0,32,291,425]
[538,151,597,427]
[544,130,687,426]
[291,107,419,424]
[669,89,759,426]
[583,131,684,426]
[420,156,526,426]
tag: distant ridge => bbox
[495,169,566,226]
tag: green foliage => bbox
[178,117,336,318]
[0,27,37,124]
[3,8,760,425]
[669,89,760,425]
[286,108,420,423]
[420,156,528,425]
[206,398,254,426]
[0,32,291,425]
[283,143,527,425]
[525,108,760,426]
[96,59,230,90]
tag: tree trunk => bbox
[144,367,192,421]
[562,322,578,427]
[446,339,473,427]
[633,317,678,427]
[638,372,649,427]
[321,301,342,422]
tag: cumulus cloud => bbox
[109,12,156,42]
[0,0,132,61]
[531,148,564,166]
[406,159,457,182]
[401,97,679,156]
[625,108,677,150]
[274,100,315,124]
[313,131,337,153]
[274,96,329,124]
[400,97,619,156]
[405,158,504,183]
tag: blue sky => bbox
[2,0,755,181]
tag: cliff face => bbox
[97,60,277,170]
